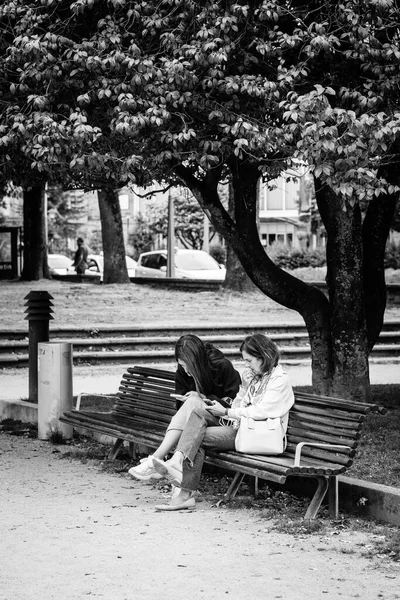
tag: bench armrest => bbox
[294,442,351,467]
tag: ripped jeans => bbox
[175,407,237,492]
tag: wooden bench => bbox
[60,365,386,519]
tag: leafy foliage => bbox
[47,186,87,254]
[144,188,213,250]
[268,243,327,270]
[384,241,400,269]
[1,0,399,196]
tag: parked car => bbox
[135,249,226,281]
[87,254,137,281]
[48,254,75,276]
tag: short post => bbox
[38,342,73,440]
[24,290,54,403]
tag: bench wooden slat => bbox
[205,455,288,485]
[288,416,360,436]
[285,442,354,465]
[286,426,359,448]
[294,390,386,414]
[291,404,364,422]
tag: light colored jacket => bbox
[227,364,294,429]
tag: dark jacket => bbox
[73,243,89,274]
[175,343,241,401]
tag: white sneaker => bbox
[128,455,163,481]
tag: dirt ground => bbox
[1,278,400,599]
[1,431,399,600]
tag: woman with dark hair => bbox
[128,334,241,482]
[152,334,294,511]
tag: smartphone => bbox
[218,397,232,409]
[170,393,185,400]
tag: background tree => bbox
[47,186,87,254]
[0,1,130,282]
[129,213,154,259]
[144,188,216,250]
[78,0,399,399]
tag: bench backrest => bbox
[114,366,381,468]
[114,366,176,432]
[286,391,374,468]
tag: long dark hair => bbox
[175,334,217,396]
[240,334,280,375]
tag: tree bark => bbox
[20,184,49,281]
[97,187,130,284]
[315,181,370,401]
[362,143,400,349]
[224,181,256,292]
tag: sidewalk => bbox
[1,432,399,600]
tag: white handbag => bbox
[235,416,286,455]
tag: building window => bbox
[119,194,129,211]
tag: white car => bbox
[48,254,75,276]
[135,249,226,281]
[87,254,137,281]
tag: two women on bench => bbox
[129,333,294,511]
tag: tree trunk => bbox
[97,187,130,284]
[316,182,370,401]
[20,184,49,281]
[224,181,256,291]
[174,159,386,401]
[362,142,400,349]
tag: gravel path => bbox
[1,432,399,600]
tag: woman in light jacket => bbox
[152,333,295,511]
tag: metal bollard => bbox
[24,290,54,403]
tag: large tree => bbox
[2,0,400,398]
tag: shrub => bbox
[384,242,400,270]
[209,244,226,265]
[268,243,326,269]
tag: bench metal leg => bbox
[128,442,137,460]
[254,476,259,498]
[328,476,339,519]
[224,472,245,500]
[108,438,124,460]
[248,476,259,498]
[304,476,329,520]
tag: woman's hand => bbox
[205,401,227,417]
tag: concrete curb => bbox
[338,476,400,526]
[1,397,399,526]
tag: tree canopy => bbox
[1,0,400,397]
